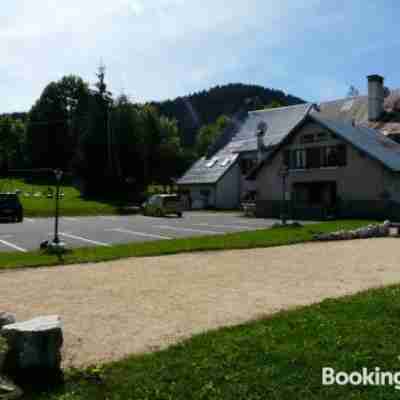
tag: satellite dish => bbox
[257,121,268,135]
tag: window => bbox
[287,145,346,170]
[300,134,314,144]
[206,157,218,168]
[239,158,256,174]
[316,132,328,142]
[220,156,233,167]
[292,149,306,169]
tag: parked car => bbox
[142,194,183,217]
[0,193,24,222]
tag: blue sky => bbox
[1,0,399,112]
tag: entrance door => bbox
[293,181,337,218]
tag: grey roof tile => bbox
[311,114,400,172]
[177,152,239,185]
[178,95,400,185]
[177,103,311,185]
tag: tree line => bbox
[0,68,192,198]
[0,70,304,198]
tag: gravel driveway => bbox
[1,238,400,367]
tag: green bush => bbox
[0,335,7,356]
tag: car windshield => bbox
[0,194,18,205]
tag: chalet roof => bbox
[177,151,239,185]
[315,90,400,137]
[177,90,400,185]
[176,103,311,185]
[311,114,400,172]
[248,114,400,179]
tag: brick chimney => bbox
[367,74,384,121]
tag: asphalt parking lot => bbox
[0,212,295,253]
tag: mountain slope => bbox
[154,83,305,147]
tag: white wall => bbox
[180,184,216,209]
[256,121,389,202]
[215,163,241,209]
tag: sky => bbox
[1,0,400,113]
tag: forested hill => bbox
[0,112,28,121]
[153,83,305,147]
[1,83,305,149]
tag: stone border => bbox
[313,221,392,241]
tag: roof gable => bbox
[228,103,312,153]
[177,103,311,185]
[311,114,400,172]
[248,114,400,179]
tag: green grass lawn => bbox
[0,178,124,217]
[0,220,375,270]
[29,284,400,399]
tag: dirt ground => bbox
[1,238,400,367]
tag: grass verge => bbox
[31,283,400,399]
[0,178,125,217]
[0,220,375,271]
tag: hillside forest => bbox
[0,67,304,198]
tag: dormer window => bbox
[301,134,314,144]
[220,157,233,167]
[300,132,329,144]
[206,157,218,168]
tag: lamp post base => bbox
[48,241,68,254]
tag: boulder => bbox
[379,221,391,236]
[1,316,63,384]
[0,375,23,399]
[0,314,16,330]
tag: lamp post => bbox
[53,169,63,244]
[278,165,289,225]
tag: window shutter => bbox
[283,150,290,167]
[337,144,347,166]
[306,147,320,169]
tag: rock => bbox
[313,222,393,242]
[379,221,391,236]
[0,375,23,399]
[0,314,16,330]
[1,316,63,384]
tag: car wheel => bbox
[177,212,182,218]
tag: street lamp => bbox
[278,165,289,225]
[53,169,63,245]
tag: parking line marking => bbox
[156,225,219,234]
[109,228,172,240]
[59,232,110,247]
[193,223,255,230]
[0,239,27,253]
[25,218,35,223]
[63,217,78,222]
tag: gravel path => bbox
[1,238,400,367]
